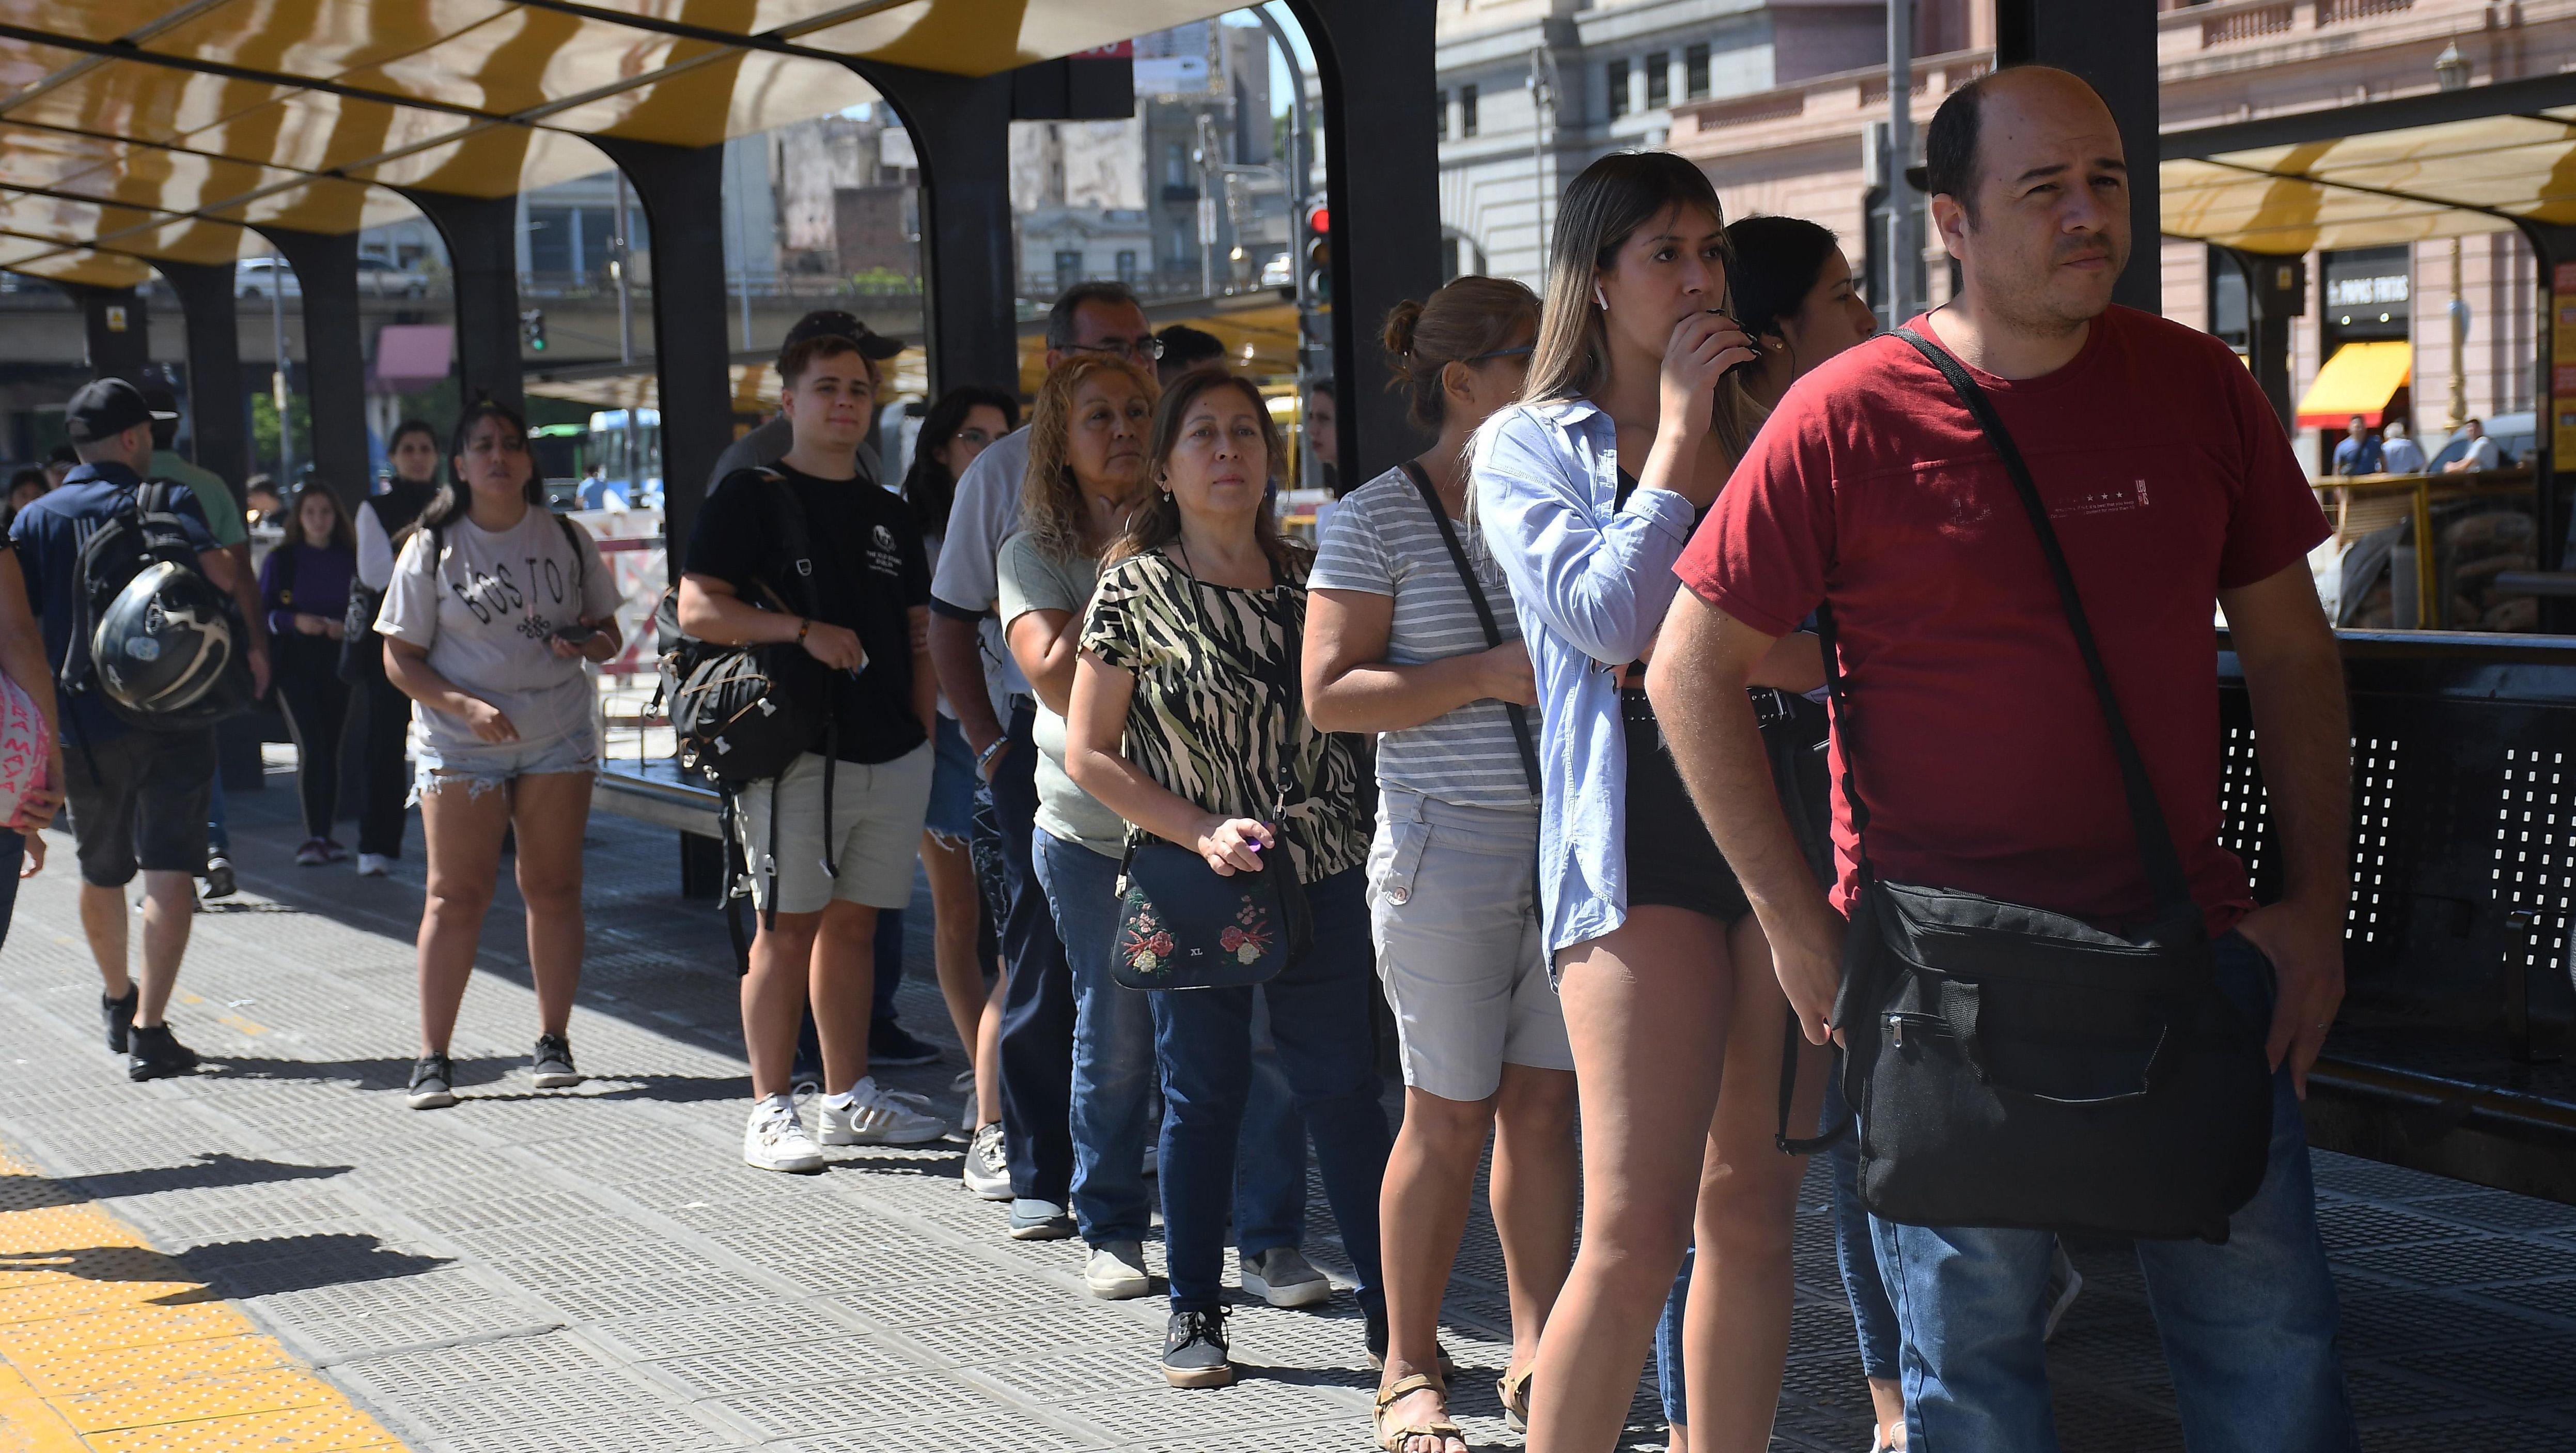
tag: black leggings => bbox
[356,663,411,858]
[275,637,351,842]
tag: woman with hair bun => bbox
[1305,276,1569,1453]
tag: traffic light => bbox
[520,308,548,352]
[1302,203,1331,306]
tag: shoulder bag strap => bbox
[1892,326,2194,923]
[1400,460,1541,798]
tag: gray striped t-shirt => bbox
[1309,466,1538,810]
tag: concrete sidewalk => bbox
[0,774,2570,1450]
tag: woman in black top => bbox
[349,418,443,876]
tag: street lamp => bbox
[1527,45,1560,270]
[2434,40,2470,93]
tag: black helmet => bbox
[92,562,237,715]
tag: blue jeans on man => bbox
[1035,828,1310,1247]
[1149,867,1390,1314]
[1875,932,2356,1451]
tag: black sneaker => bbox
[1161,1307,1234,1388]
[868,1019,940,1068]
[201,855,237,900]
[101,986,137,1054]
[408,1053,457,1109]
[530,1034,582,1089]
[127,1025,199,1081]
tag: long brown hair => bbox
[1021,354,1157,561]
[1109,370,1298,577]
[1524,151,1751,463]
[1382,275,1541,431]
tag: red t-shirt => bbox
[1678,306,2327,936]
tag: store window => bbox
[1645,52,1668,109]
[1607,59,1630,119]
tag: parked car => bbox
[2419,411,2536,472]
[1258,251,1292,288]
[236,255,430,299]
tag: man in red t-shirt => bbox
[1648,66,2358,1449]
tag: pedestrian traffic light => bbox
[521,308,548,352]
[1302,203,1331,306]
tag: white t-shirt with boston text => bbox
[376,507,620,756]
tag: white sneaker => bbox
[961,1121,1011,1200]
[743,1097,822,1172]
[355,853,393,878]
[1085,1240,1152,1300]
[817,1076,947,1146]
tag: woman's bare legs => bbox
[922,830,985,1056]
[416,778,511,1055]
[1680,915,1829,1453]
[1523,905,1734,1452]
[974,959,1006,1126]
[1490,1063,1580,1381]
[509,772,594,1039]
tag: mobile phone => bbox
[552,623,601,645]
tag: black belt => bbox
[1621,684,1803,729]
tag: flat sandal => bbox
[1372,1372,1464,1453]
[1496,1364,1534,1432]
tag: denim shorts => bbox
[411,730,598,803]
[925,714,977,846]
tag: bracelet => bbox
[795,617,812,643]
[975,737,1008,771]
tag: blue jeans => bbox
[1038,829,1321,1248]
[991,703,1076,1202]
[1876,932,2356,1452]
[1150,867,1390,1313]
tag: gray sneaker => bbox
[1007,1198,1074,1241]
[1085,1240,1152,1299]
[407,1053,457,1110]
[1240,1246,1330,1308]
[530,1034,581,1089]
[961,1122,1011,1200]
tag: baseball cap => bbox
[780,310,904,362]
[64,377,177,444]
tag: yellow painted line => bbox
[208,1017,264,1039]
[0,1144,407,1451]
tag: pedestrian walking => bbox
[679,330,946,1169]
[351,419,445,876]
[1657,66,2357,1451]
[259,484,357,866]
[902,383,1021,1151]
[379,400,622,1110]
[1065,369,1392,1389]
[12,378,263,1079]
[1304,276,1572,1453]
[997,353,1160,1292]
[1471,152,1829,1452]
[0,532,63,950]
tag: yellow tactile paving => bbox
[0,1144,408,1451]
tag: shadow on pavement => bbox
[68,1152,352,1200]
[206,1054,510,1092]
[174,1231,450,1301]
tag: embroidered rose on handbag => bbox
[1121,907,1175,975]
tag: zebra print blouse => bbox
[1080,548,1368,884]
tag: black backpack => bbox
[61,480,251,736]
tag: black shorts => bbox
[61,727,215,888]
[1621,690,1752,923]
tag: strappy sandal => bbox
[1372,1372,1465,1453]
[1496,1364,1534,1433]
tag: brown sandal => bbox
[1373,1372,1465,1453]
[1496,1365,1534,1433]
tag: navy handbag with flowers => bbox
[1110,837,1313,991]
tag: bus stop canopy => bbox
[0,0,1240,285]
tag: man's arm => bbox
[908,605,936,741]
[1645,590,1844,1043]
[928,608,1005,764]
[2217,560,2350,1098]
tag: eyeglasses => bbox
[1464,345,1535,364]
[1063,337,1166,362]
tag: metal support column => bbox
[253,227,369,509]
[1994,0,2161,315]
[590,138,731,573]
[402,188,525,413]
[1289,0,1445,478]
[62,284,148,382]
[153,260,251,490]
[2519,222,2575,581]
[2221,246,2304,435]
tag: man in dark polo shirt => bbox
[1651,67,2356,1449]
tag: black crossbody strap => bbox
[1398,460,1541,797]
[1892,327,2194,921]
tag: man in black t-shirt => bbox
[680,333,946,1169]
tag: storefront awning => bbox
[2296,341,2411,431]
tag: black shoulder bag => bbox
[1820,328,2273,1243]
[1110,555,1317,991]
[1398,460,1540,797]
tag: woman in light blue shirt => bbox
[1471,152,1822,1450]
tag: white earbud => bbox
[1594,284,1607,311]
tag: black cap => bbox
[782,310,904,361]
[64,378,176,444]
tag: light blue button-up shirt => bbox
[1472,398,1699,955]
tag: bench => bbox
[594,757,727,897]
[2221,629,2576,1203]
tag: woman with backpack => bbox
[350,419,445,877]
[259,484,358,866]
[378,400,621,1110]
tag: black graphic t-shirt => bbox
[685,464,931,765]
[375,506,620,754]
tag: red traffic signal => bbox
[1304,203,1329,236]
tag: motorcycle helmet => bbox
[93,561,236,714]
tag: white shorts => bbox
[731,744,934,915]
[1368,785,1571,1103]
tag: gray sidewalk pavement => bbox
[2,770,2574,1450]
